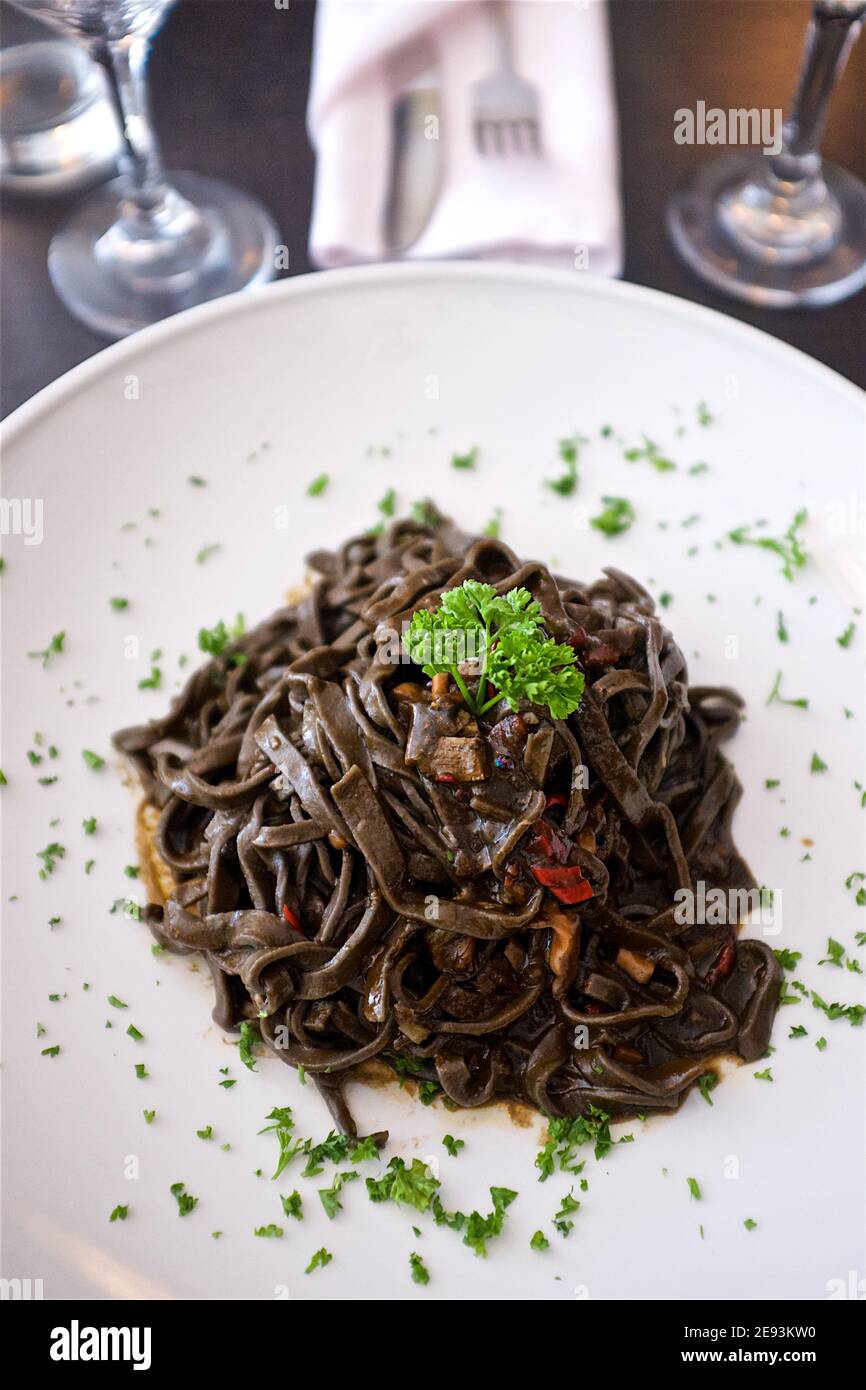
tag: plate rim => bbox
[3,262,863,450]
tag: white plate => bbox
[2,264,864,1303]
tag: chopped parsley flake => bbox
[28,631,66,667]
[451,447,478,471]
[306,473,330,497]
[37,842,65,879]
[409,1251,430,1284]
[169,1182,198,1216]
[319,1170,358,1220]
[553,1190,580,1237]
[766,671,808,709]
[728,509,808,581]
[590,496,634,537]
[696,1072,719,1106]
[281,1191,303,1220]
[305,1247,333,1274]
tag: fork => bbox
[472,0,542,157]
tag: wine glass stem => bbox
[91,33,168,214]
[772,3,864,183]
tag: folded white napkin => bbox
[307,0,623,274]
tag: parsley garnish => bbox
[819,937,845,969]
[451,447,478,471]
[836,622,856,648]
[254,1224,283,1238]
[306,473,330,497]
[281,1191,303,1220]
[169,1182,198,1216]
[624,436,676,472]
[366,1158,440,1214]
[109,597,129,611]
[810,991,865,1026]
[442,1134,464,1157]
[82,749,105,771]
[810,752,828,773]
[462,1187,518,1257]
[728,509,808,580]
[237,1020,259,1071]
[409,1251,430,1284]
[109,1205,128,1222]
[546,434,586,496]
[305,1247,333,1274]
[196,543,221,565]
[28,631,65,666]
[535,1105,627,1179]
[405,580,584,719]
[319,1170,358,1220]
[766,671,808,709]
[198,614,245,658]
[686,1176,702,1200]
[696,1072,719,1106]
[553,1190,580,1237]
[258,1107,302,1179]
[590,496,635,537]
[411,500,438,527]
[530,1229,549,1251]
[37,842,65,879]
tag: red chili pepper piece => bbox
[566,626,588,651]
[526,818,571,863]
[436,773,457,784]
[706,936,736,986]
[544,792,569,810]
[281,904,303,932]
[530,863,594,904]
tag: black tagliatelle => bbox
[114,509,780,1137]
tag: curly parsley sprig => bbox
[405,580,584,720]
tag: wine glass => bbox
[667,0,866,308]
[6,0,279,336]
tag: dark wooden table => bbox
[2,0,864,418]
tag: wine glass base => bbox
[667,153,866,309]
[48,171,279,337]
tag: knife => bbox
[384,67,443,256]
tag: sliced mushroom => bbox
[615,947,655,985]
[430,736,491,783]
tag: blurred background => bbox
[1,0,864,418]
